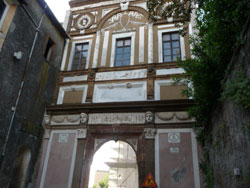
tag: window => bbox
[44,38,54,61]
[114,38,131,67]
[162,32,181,62]
[71,43,89,70]
[0,1,6,21]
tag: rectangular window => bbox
[114,38,131,67]
[162,32,181,62]
[0,1,6,21]
[44,38,54,61]
[71,43,89,70]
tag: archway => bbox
[88,140,139,188]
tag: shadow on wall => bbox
[9,146,31,188]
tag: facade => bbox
[0,0,68,187]
[36,0,203,187]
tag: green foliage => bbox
[147,0,194,35]
[242,121,250,132]
[199,150,214,188]
[148,0,250,128]
[148,2,250,186]
[221,69,250,108]
[242,172,250,188]
[99,174,109,188]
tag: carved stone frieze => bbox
[51,114,88,125]
[155,112,195,124]
[73,12,95,30]
[88,113,145,125]
[95,69,147,81]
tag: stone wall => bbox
[207,17,250,188]
[0,1,66,187]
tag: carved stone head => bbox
[80,113,88,124]
[43,114,51,125]
[145,111,154,123]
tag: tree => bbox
[147,0,250,133]
[99,174,109,188]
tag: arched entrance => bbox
[88,140,139,188]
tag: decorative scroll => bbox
[73,12,95,30]
[102,11,147,32]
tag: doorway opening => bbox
[88,140,139,188]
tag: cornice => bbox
[46,99,195,114]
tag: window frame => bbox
[158,28,186,63]
[162,32,181,62]
[0,0,9,29]
[110,32,135,67]
[68,39,92,71]
[114,37,131,67]
[43,37,55,62]
[71,42,89,70]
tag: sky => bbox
[45,0,70,22]
[88,141,113,187]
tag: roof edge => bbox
[36,0,69,39]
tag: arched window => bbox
[88,140,139,188]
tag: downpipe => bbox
[0,3,48,169]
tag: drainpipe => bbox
[0,2,48,168]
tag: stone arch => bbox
[88,140,139,188]
[10,146,31,188]
[97,6,150,30]
[94,138,138,154]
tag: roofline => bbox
[32,0,69,39]
[69,0,112,7]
